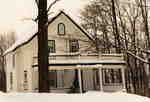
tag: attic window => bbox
[58,23,65,35]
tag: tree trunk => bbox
[0,47,6,92]
[1,61,6,92]
[111,0,121,53]
[38,0,49,92]
[140,0,150,49]
[139,0,150,96]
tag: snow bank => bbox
[0,91,150,102]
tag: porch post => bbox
[121,68,126,90]
[99,67,103,91]
[78,69,83,93]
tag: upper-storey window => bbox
[48,40,55,53]
[13,54,15,68]
[69,40,79,53]
[58,23,65,35]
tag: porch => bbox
[32,54,126,93]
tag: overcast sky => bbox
[0,0,90,35]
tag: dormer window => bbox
[58,23,65,35]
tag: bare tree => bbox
[80,0,113,53]
[111,0,121,53]
[80,0,150,97]
[138,0,150,96]
[34,0,60,92]
[138,0,150,49]
[0,32,16,92]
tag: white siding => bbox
[48,13,91,54]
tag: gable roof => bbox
[4,11,93,55]
[48,11,93,41]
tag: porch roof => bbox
[32,61,126,70]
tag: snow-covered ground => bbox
[0,91,150,102]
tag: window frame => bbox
[48,40,56,53]
[49,70,57,88]
[10,72,13,90]
[58,23,66,35]
[69,39,79,53]
[93,69,100,86]
[102,68,122,86]
[23,70,28,90]
[12,54,15,68]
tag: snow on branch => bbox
[127,51,150,64]
[141,50,150,54]
[35,0,39,7]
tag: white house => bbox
[4,11,126,93]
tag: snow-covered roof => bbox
[0,91,150,102]
[4,11,93,55]
[4,21,38,55]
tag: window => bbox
[13,54,15,68]
[48,40,55,53]
[93,69,99,86]
[58,23,65,35]
[49,70,57,88]
[69,40,79,52]
[23,70,28,90]
[10,72,13,90]
[102,69,122,85]
[48,70,71,88]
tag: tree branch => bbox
[47,0,60,13]
[21,0,60,23]
[127,51,149,64]
[35,0,39,7]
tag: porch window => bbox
[93,69,100,86]
[69,40,79,52]
[48,40,55,53]
[49,70,57,88]
[58,23,65,35]
[102,69,122,85]
[48,70,76,89]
